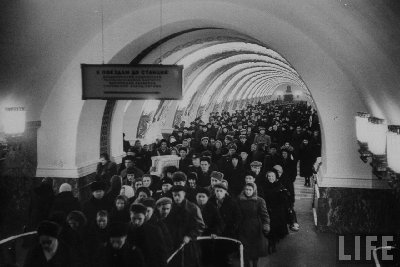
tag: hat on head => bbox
[210,171,224,181]
[90,181,106,191]
[250,161,262,167]
[37,221,60,238]
[108,222,128,237]
[67,210,87,226]
[160,177,173,186]
[225,135,233,142]
[156,197,173,206]
[170,185,186,193]
[126,167,136,175]
[201,136,209,141]
[187,172,198,181]
[228,144,237,151]
[130,203,147,214]
[178,146,188,152]
[172,171,187,182]
[121,185,135,199]
[199,156,211,164]
[135,187,151,197]
[213,182,228,191]
[239,134,247,139]
[139,197,156,208]
[196,187,211,197]
[59,183,72,193]
[231,153,240,160]
[165,166,178,174]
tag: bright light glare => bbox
[3,107,26,135]
[142,100,160,114]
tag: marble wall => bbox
[316,187,400,234]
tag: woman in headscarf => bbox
[238,182,270,267]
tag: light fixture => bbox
[3,107,26,136]
[367,116,387,178]
[355,112,371,161]
[387,125,400,174]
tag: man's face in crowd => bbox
[245,175,255,184]
[127,173,135,182]
[162,183,172,192]
[130,212,146,227]
[282,151,289,159]
[145,207,154,221]
[182,140,189,147]
[172,191,186,204]
[251,166,261,174]
[157,204,172,218]
[116,199,125,211]
[201,139,208,146]
[228,148,236,155]
[174,181,186,187]
[161,142,167,150]
[39,235,58,252]
[100,157,107,165]
[93,190,105,199]
[215,188,227,200]
[96,215,108,229]
[200,160,210,172]
[125,159,134,168]
[179,149,187,158]
[136,191,148,201]
[240,152,248,160]
[192,158,200,167]
[210,178,220,187]
[269,147,277,155]
[196,193,209,206]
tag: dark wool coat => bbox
[199,201,224,236]
[93,242,145,267]
[238,193,270,259]
[50,191,81,217]
[109,208,130,223]
[165,199,205,267]
[24,241,79,267]
[208,195,241,239]
[224,163,246,197]
[28,184,55,230]
[298,143,316,177]
[85,224,109,263]
[127,222,167,267]
[260,181,289,241]
[96,161,117,185]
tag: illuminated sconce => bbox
[355,112,371,162]
[366,116,387,178]
[3,107,26,136]
[387,125,400,181]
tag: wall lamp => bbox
[355,112,388,178]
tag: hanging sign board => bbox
[81,64,183,100]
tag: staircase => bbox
[294,176,314,199]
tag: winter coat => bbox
[93,241,145,267]
[24,240,79,267]
[298,143,316,177]
[109,208,130,223]
[224,164,246,197]
[50,191,81,217]
[260,181,289,241]
[199,201,224,236]
[96,161,117,185]
[165,199,205,267]
[127,222,167,267]
[238,192,270,259]
[208,195,241,239]
[28,183,55,230]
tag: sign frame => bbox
[81,64,183,100]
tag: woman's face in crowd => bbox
[93,190,105,199]
[215,142,222,149]
[96,216,108,229]
[162,183,172,192]
[171,150,177,155]
[267,172,277,183]
[179,150,187,158]
[244,185,254,197]
[116,199,125,210]
[143,177,151,187]
[282,151,288,159]
[157,204,172,218]
[68,219,79,231]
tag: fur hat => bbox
[130,203,147,214]
[135,187,151,197]
[37,221,60,238]
[250,161,262,167]
[90,181,106,191]
[213,182,228,191]
[187,172,198,181]
[160,177,173,186]
[156,197,173,206]
[139,197,156,208]
[67,210,87,227]
[196,187,211,197]
[210,171,224,181]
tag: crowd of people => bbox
[24,102,321,267]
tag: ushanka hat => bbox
[210,171,224,181]
[37,220,61,238]
[250,161,262,167]
[90,181,106,191]
[213,182,228,191]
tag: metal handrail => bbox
[373,246,398,267]
[167,236,244,267]
[0,231,37,245]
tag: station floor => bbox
[232,179,373,267]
